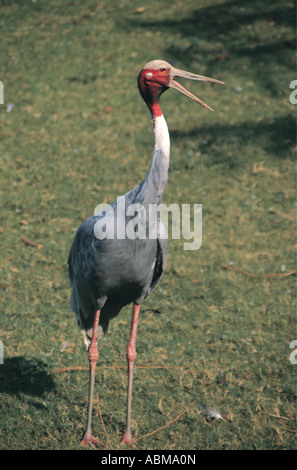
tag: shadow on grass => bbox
[171,114,295,168]
[0,356,55,397]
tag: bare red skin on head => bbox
[138,68,171,118]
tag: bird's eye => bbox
[159,67,166,73]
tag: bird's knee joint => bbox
[88,343,99,364]
[126,344,137,362]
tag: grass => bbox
[0,0,296,450]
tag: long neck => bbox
[144,113,170,205]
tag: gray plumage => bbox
[68,114,169,344]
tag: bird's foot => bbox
[121,431,136,448]
[80,430,99,448]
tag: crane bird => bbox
[68,60,224,447]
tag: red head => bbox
[138,59,224,118]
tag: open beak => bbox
[169,67,224,111]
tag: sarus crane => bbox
[68,60,224,447]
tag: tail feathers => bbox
[70,286,107,348]
[81,330,91,349]
[81,325,104,349]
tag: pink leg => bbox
[121,303,140,447]
[80,309,100,447]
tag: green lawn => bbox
[0,0,296,450]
